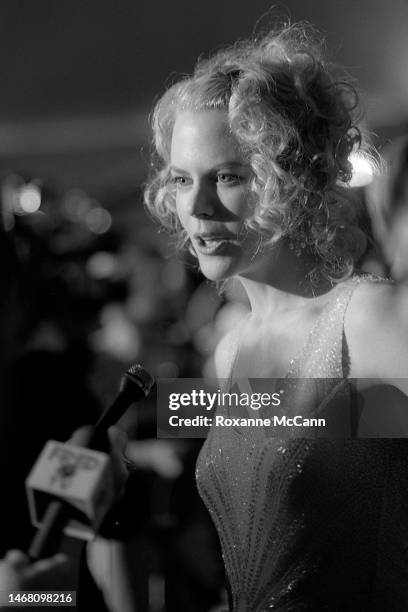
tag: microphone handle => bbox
[28,500,70,561]
[89,384,142,451]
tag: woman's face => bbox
[170,109,260,281]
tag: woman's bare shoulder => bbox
[345,278,408,379]
[214,328,240,379]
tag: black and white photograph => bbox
[1,1,408,610]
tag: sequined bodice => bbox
[196,277,408,611]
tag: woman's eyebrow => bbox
[170,161,249,173]
[169,166,189,174]
[213,161,249,170]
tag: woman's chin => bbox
[198,256,239,282]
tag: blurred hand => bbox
[68,424,129,500]
[107,425,129,498]
[125,439,184,478]
[0,549,69,592]
[86,538,140,612]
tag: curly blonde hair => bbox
[144,21,369,282]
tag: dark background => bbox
[0,0,407,194]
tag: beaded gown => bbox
[196,277,408,611]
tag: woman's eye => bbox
[171,176,189,187]
[217,173,240,184]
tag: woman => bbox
[145,21,408,611]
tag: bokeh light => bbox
[86,251,118,279]
[85,207,112,234]
[61,189,91,221]
[18,183,42,213]
[349,152,375,187]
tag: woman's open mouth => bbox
[193,234,239,255]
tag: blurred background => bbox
[0,1,407,610]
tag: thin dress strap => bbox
[287,276,372,379]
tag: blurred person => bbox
[366,134,408,281]
[0,204,105,606]
[0,426,129,612]
[144,20,408,611]
[0,218,222,611]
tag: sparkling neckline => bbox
[227,280,350,382]
[284,281,348,379]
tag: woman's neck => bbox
[237,241,333,317]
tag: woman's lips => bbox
[193,234,239,255]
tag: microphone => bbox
[82,363,155,452]
[26,364,154,561]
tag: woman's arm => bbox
[346,281,408,389]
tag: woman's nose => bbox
[188,183,216,218]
